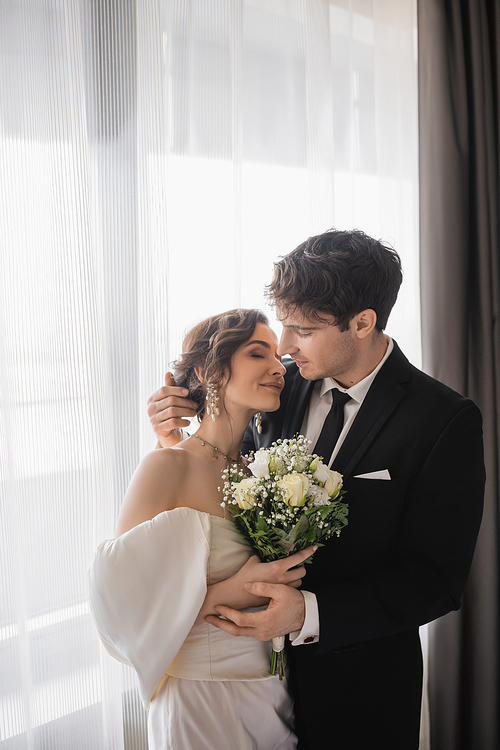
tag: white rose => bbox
[311,460,330,483]
[324,470,343,497]
[232,477,259,509]
[248,449,270,478]
[279,472,309,507]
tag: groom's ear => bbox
[352,309,377,339]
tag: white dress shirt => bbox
[290,337,394,646]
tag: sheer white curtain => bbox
[0,1,419,748]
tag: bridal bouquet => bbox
[221,435,349,679]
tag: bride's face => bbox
[222,322,285,414]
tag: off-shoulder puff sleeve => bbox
[88,507,211,707]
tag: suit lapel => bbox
[281,367,316,439]
[332,343,412,478]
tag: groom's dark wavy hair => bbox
[172,308,269,421]
[267,228,402,331]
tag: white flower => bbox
[293,455,309,472]
[311,460,330,483]
[248,449,270,478]
[307,484,331,506]
[269,454,285,474]
[324,470,343,497]
[278,473,310,507]
[232,477,259,509]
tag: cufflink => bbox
[303,635,316,644]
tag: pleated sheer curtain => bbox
[0,1,419,748]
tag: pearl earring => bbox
[205,383,220,420]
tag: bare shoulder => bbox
[114,447,191,537]
[139,445,191,477]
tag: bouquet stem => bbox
[271,636,286,680]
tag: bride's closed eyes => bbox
[245,343,281,362]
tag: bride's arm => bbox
[195,546,316,625]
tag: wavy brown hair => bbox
[267,228,402,331]
[172,308,269,421]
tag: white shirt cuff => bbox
[289,590,320,645]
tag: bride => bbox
[89,308,315,750]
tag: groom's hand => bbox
[205,583,306,640]
[147,372,198,447]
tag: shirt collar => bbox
[319,337,394,404]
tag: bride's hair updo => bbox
[173,308,269,421]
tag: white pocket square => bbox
[353,469,391,480]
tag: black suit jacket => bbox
[242,342,485,749]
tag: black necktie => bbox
[313,388,351,464]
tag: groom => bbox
[148,229,485,749]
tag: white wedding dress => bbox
[88,506,297,750]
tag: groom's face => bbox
[276,308,359,387]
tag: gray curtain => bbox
[418,1,500,748]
